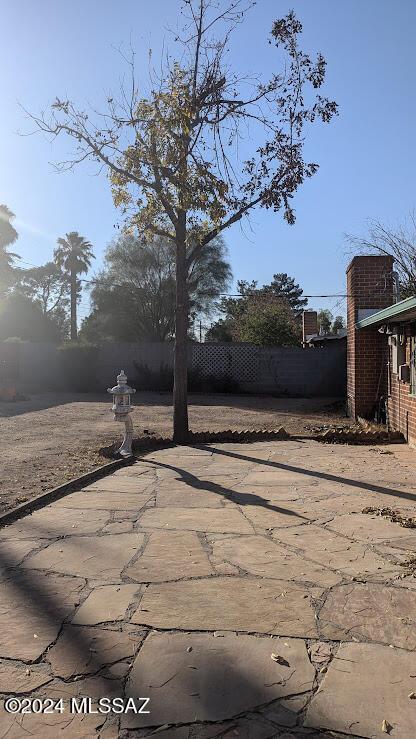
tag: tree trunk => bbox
[173,216,189,443]
[70,269,77,341]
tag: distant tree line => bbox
[1,204,346,348]
[0,204,231,344]
[0,205,93,342]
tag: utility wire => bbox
[14,258,397,301]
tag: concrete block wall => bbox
[18,343,64,391]
[10,340,346,398]
[251,345,345,396]
[96,342,176,387]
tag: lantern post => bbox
[107,370,136,457]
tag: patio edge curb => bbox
[0,456,135,529]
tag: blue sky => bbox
[2,0,415,322]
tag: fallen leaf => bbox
[271,653,290,667]
[381,719,393,734]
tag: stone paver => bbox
[241,469,320,486]
[23,532,144,579]
[0,662,52,693]
[131,576,318,636]
[0,539,41,568]
[101,520,133,533]
[156,485,225,507]
[124,631,315,727]
[138,506,254,533]
[126,530,214,581]
[0,506,109,539]
[85,477,153,493]
[72,584,141,624]
[1,439,415,738]
[211,534,340,587]
[319,582,416,648]
[240,504,308,529]
[328,511,416,545]
[47,624,140,678]
[272,524,402,580]
[54,490,152,509]
[0,711,108,738]
[0,571,84,660]
[37,674,123,699]
[305,642,416,737]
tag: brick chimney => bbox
[302,310,318,344]
[347,256,394,419]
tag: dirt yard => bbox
[0,392,347,513]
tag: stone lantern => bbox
[107,370,136,457]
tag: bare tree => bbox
[347,215,416,299]
[26,0,337,441]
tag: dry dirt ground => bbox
[0,393,347,514]
[0,439,415,737]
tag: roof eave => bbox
[355,296,416,329]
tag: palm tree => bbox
[54,231,94,340]
[0,205,19,295]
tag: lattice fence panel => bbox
[192,344,259,382]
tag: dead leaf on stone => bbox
[381,719,393,734]
[408,691,416,699]
[362,506,416,529]
[271,653,290,667]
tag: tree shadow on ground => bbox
[194,445,416,506]
[144,459,309,521]
[0,547,132,700]
[124,649,348,738]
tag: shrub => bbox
[133,361,240,394]
[134,361,173,391]
[58,342,98,392]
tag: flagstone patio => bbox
[0,439,415,738]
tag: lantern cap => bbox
[107,369,136,395]
[117,370,128,385]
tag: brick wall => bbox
[302,310,318,343]
[387,327,416,444]
[347,256,394,418]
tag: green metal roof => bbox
[356,295,416,329]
